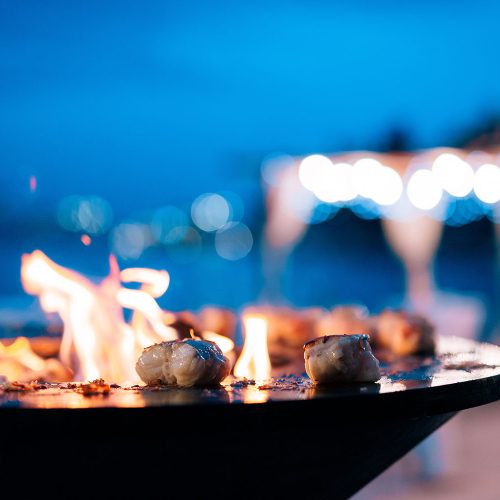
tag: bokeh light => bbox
[351,158,403,206]
[332,162,357,202]
[370,166,403,206]
[111,223,151,260]
[309,202,339,224]
[349,198,380,219]
[191,193,230,232]
[151,206,189,244]
[432,153,474,198]
[446,195,487,227]
[298,154,333,193]
[473,163,500,204]
[29,175,37,193]
[407,169,443,210]
[80,234,92,246]
[215,222,253,260]
[57,195,113,235]
[313,162,356,203]
[352,158,384,199]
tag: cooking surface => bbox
[1,336,500,417]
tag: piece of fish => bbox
[136,339,231,387]
[304,334,381,384]
[372,310,435,356]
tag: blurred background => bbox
[0,1,499,498]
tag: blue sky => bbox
[1,1,499,215]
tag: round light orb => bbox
[352,158,385,200]
[407,169,443,210]
[432,153,474,198]
[215,222,253,261]
[309,162,357,203]
[333,162,357,202]
[191,193,230,232]
[298,154,333,193]
[473,163,500,204]
[111,223,148,260]
[371,167,403,206]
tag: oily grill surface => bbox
[1,336,500,420]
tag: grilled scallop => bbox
[136,339,231,387]
[304,334,381,384]
[372,310,435,356]
[315,306,370,337]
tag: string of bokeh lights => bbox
[53,149,498,261]
[56,192,253,262]
[262,150,500,227]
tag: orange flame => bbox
[0,337,68,382]
[18,250,238,384]
[20,250,178,383]
[233,315,271,380]
[202,331,235,355]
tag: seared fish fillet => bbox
[136,339,231,387]
[304,334,380,384]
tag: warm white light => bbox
[298,154,333,193]
[307,162,357,203]
[191,193,230,232]
[333,162,357,202]
[371,167,403,206]
[473,163,500,204]
[312,165,341,203]
[352,159,402,206]
[352,158,385,199]
[432,153,474,198]
[407,169,443,210]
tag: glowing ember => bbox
[233,316,271,381]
